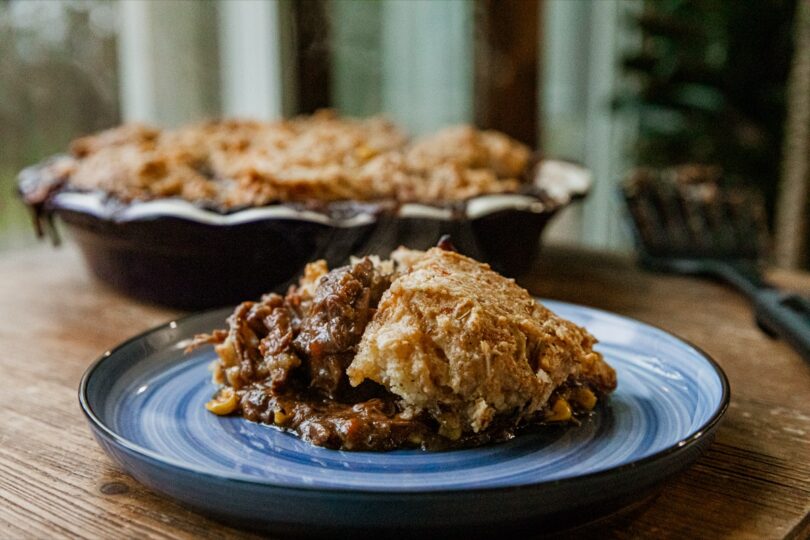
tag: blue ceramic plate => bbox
[80,300,729,534]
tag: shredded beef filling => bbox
[192,257,437,450]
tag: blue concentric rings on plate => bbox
[79,300,729,531]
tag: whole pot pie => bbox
[191,243,616,451]
[18,111,591,308]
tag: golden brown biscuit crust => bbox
[52,111,533,208]
[348,248,616,438]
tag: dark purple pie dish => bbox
[18,159,590,309]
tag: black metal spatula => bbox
[622,165,810,361]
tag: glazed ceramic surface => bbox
[80,300,729,533]
[23,160,588,308]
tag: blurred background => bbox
[1,0,807,268]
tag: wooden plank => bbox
[474,0,540,148]
[293,0,332,114]
[0,243,807,538]
[0,246,258,539]
[525,247,810,539]
[775,0,810,269]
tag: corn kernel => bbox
[215,340,238,367]
[572,387,597,411]
[546,398,572,422]
[205,388,238,415]
[273,409,291,426]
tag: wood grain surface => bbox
[0,243,807,539]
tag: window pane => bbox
[0,0,119,249]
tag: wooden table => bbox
[1,243,808,539]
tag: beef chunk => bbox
[294,258,391,396]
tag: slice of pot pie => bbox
[192,244,616,451]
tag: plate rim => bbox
[78,299,730,496]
